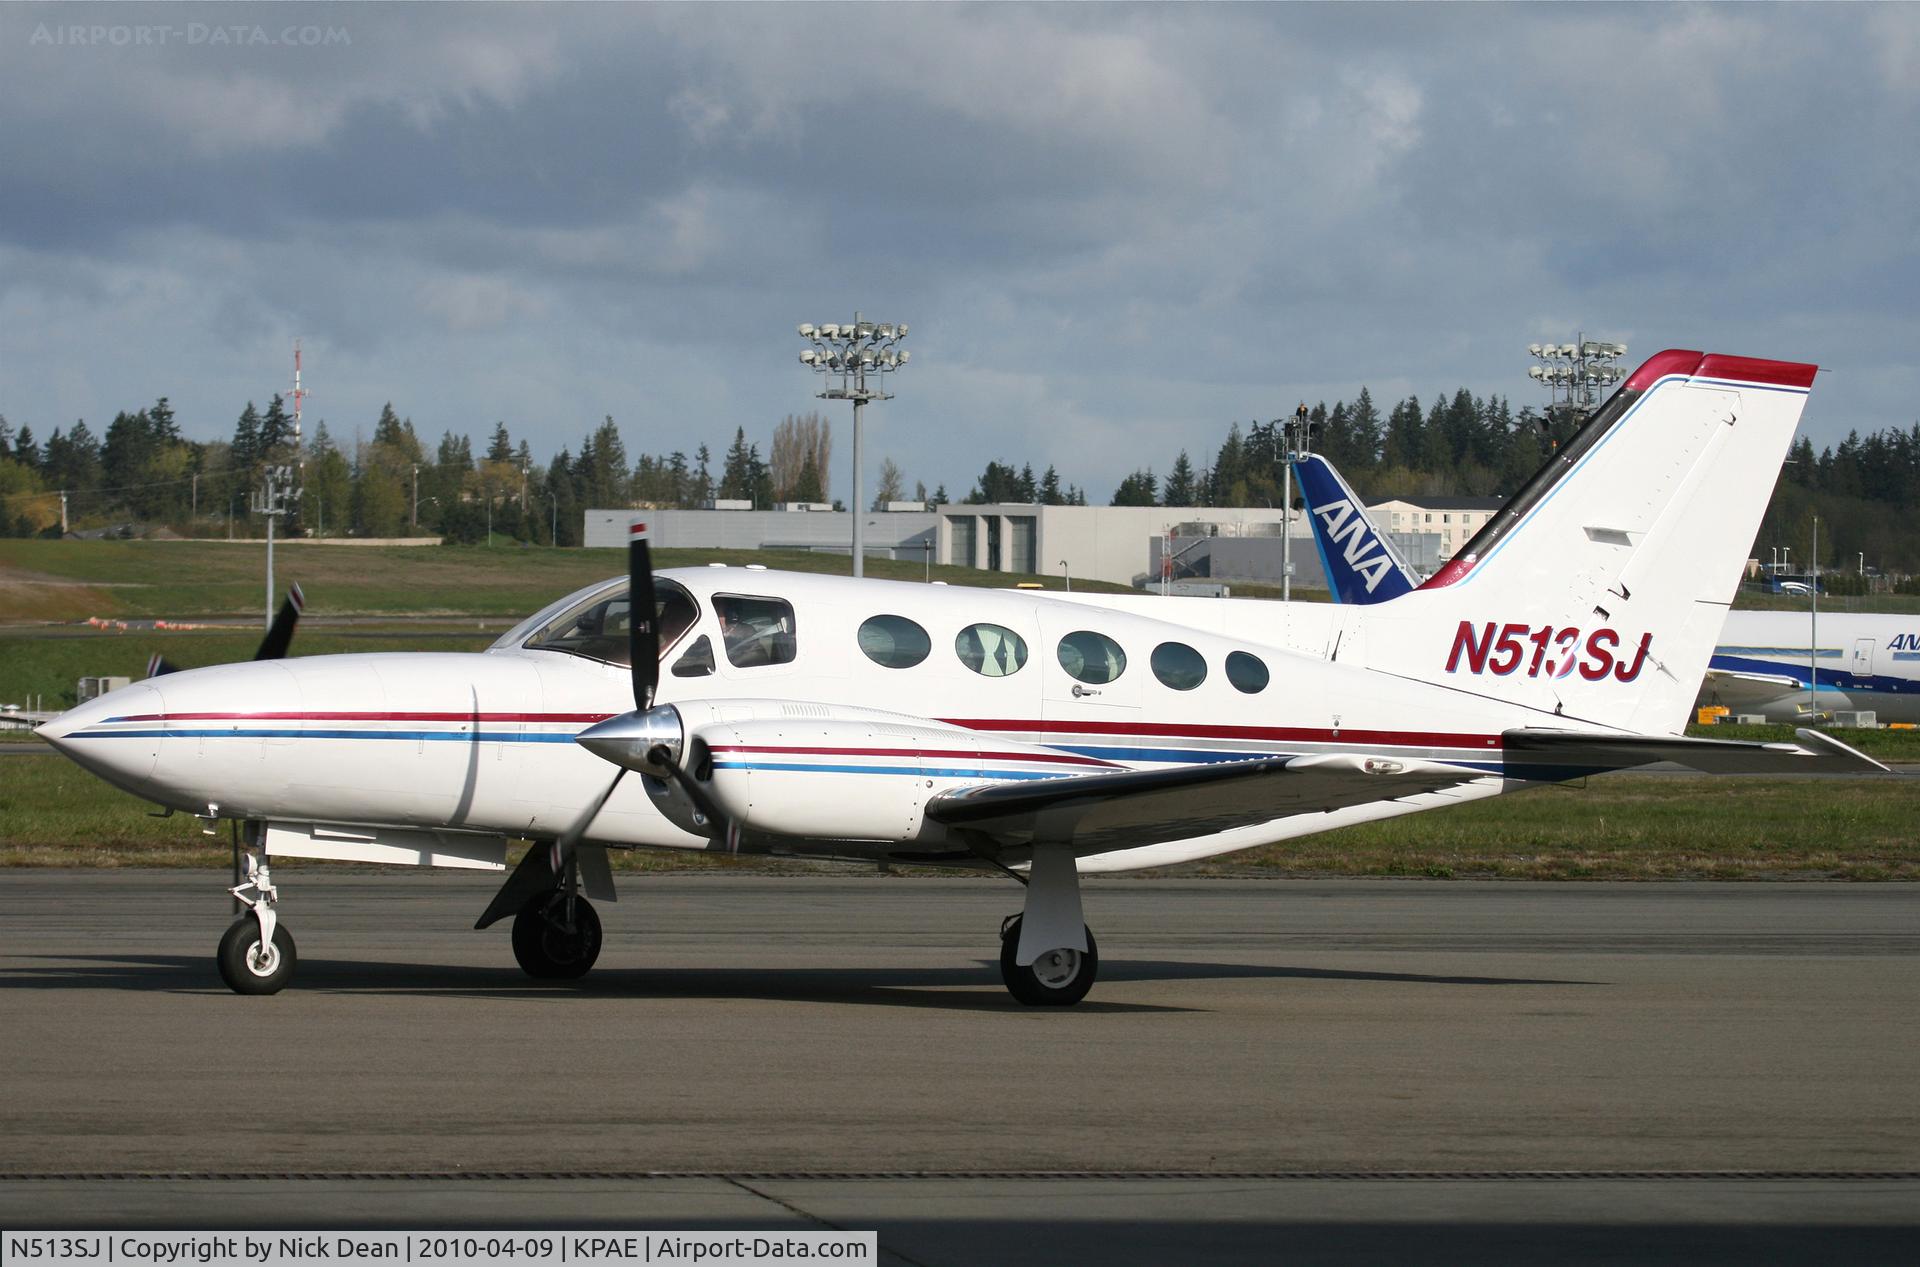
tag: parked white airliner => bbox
[39,350,1882,1003]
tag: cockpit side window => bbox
[714,594,798,669]
[522,579,699,667]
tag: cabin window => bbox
[715,594,797,668]
[1057,630,1127,685]
[858,614,932,669]
[671,635,715,678]
[523,579,698,667]
[1225,650,1269,694]
[1150,641,1208,691]
[955,623,1029,678]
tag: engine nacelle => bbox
[683,712,1098,843]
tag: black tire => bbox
[512,892,602,980]
[998,915,1098,1007]
[217,916,296,995]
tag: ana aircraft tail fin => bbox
[1356,351,1816,735]
[1293,454,1420,604]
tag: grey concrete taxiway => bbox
[2,871,1916,1262]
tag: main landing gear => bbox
[997,844,1098,1007]
[511,890,602,980]
[218,845,296,995]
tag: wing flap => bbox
[924,753,1483,857]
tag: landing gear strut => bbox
[998,843,1098,1006]
[217,844,296,995]
[512,890,602,980]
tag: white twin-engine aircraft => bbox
[40,349,1883,1003]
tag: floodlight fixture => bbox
[1527,330,1628,425]
[795,309,912,579]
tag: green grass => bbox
[4,753,1916,878]
[1685,721,1920,760]
[0,628,500,710]
[0,538,1129,624]
[1730,591,1920,614]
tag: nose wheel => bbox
[218,844,295,994]
[512,891,603,980]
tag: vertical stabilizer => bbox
[1358,351,1816,735]
[1293,454,1420,604]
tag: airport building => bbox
[583,507,937,561]
[1367,495,1503,565]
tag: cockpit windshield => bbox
[518,579,699,667]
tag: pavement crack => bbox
[722,1175,936,1267]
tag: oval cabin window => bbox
[955,623,1029,678]
[1057,630,1127,685]
[858,614,932,669]
[1225,650,1270,694]
[1151,641,1208,691]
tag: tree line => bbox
[3,386,1916,575]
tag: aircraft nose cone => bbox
[576,705,683,774]
[38,682,167,791]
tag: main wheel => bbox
[512,892,602,980]
[217,916,297,995]
[999,915,1098,1007]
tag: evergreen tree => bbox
[487,422,513,464]
[230,403,263,475]
[718,428,756,501]
[1110,468,1159,506]
[931,483,949,506]
[1039,465,1063,505]
[691,444,714,505]
[1211,422,1247,505]
[258,394,295,459]
[148,397,179,443]
[12,425,36,470]
[1017,463,1038,503]
[1163,451,1197,507]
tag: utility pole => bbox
[411,465,420,530]
[1809,514,1819,717]
[1280,402,1311,602]
[191,472,198,520]
[59,490,68,536]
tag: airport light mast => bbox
[796,314,910,578]
[1278,402,1315,602]
[1527,338,1628,438]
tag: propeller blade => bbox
[146,654,180,679]
[628,520,658,711]
[550,768,626,872]
[651,744,740,852]
[253,582,306,662]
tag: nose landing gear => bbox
[218,847,296,995]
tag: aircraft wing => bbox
[1502,726,1887,776]
[923,753,1483,858]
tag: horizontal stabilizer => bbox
[1502,726,1887,777]
[926,752,1482,858]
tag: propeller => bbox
[146,582,306,678]
[555,521,740,868]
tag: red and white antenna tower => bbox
[291,339,308,468]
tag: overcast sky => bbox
[3,2,1915,500]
